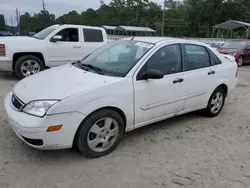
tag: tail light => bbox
[0,44,6,56]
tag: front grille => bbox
[11,94,24,111]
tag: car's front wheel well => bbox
[12,52,45,70]
[73,107,127,145]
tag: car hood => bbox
[217,49,239,54]
[13,64,121,104]
[0,36,37,42]
[0,36,45,52]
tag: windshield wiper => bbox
[81,63,104,75]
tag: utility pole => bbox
[11,16,13,28]
[11,16,13,34]
[15,8,20,33]
[42,0,46,11]
[135,2,139,25]
[161,1,166,36]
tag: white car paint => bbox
[0,24,108,71]
[4,37,238,150]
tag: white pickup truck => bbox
[0,24,108,78]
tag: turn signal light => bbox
[0,44,5,56]
[47,125,63,132]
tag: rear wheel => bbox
[203,87,225,117]
[75,109,125,158]
[15,55,45,79]
[238,56,243,67]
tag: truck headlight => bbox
[22,100,59,117]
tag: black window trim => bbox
[181,43,212,72]
[207,48,222,66]
[136,43,184,81]
[50,27,79,42]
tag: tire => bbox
[15,55,45,79]
[75,109,125,158]
[202,87,225,117]
[237,56,243,67]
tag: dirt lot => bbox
[0,67,250,188]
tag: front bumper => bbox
[4,92,86,150]
[0,58,12,71]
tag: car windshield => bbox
[221,42,246,49]
[79,40,154,77]
[34,25,59,39]
[210,43,221,48]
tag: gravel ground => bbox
[0,67,250,188]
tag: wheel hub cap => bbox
[211,92,223,114]
[87,117,119,152]
[21,60,41,77]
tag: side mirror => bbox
[139,69,164,80]
[50,35,62,42]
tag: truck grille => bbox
[11,94,24,111]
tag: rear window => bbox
[83,28,103,42]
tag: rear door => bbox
[181,44,216,111]
[82,28,107,58]
[47,27,82,66]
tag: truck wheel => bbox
[15,55,45,79]
[75,109,125,158]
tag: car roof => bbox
[122,37,185,43]
[227,40,250,43]
[122,37,209,46]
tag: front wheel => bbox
[237,56,243,67]
[203,87,225,117]
[15,55,45,79]
[75,109,125,158]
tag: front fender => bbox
[79,96,134,131]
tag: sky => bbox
[1,0,164,25]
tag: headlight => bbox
[22,100,59,117]
[231,53,237,56]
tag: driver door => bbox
[133,44,187,128]
[47,27,82,67]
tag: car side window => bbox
[184,44,211,70]
[54,28,79,42]
[207,49,222,65]
[245,43,250,49]
[83,28,104,42]
[142,44,182,76]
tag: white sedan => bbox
[4,37,237,157]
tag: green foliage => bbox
[0,15,6,31]
[6,0,250,38]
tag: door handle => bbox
[208,70,216,75]
[73,45,81,48]
[173,78,184,84]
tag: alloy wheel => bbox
[21,60,41,76]
[87,117,119,152]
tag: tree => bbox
[0,14,6,31]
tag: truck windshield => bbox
[34,25,59,40]
[80,40,154,77]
